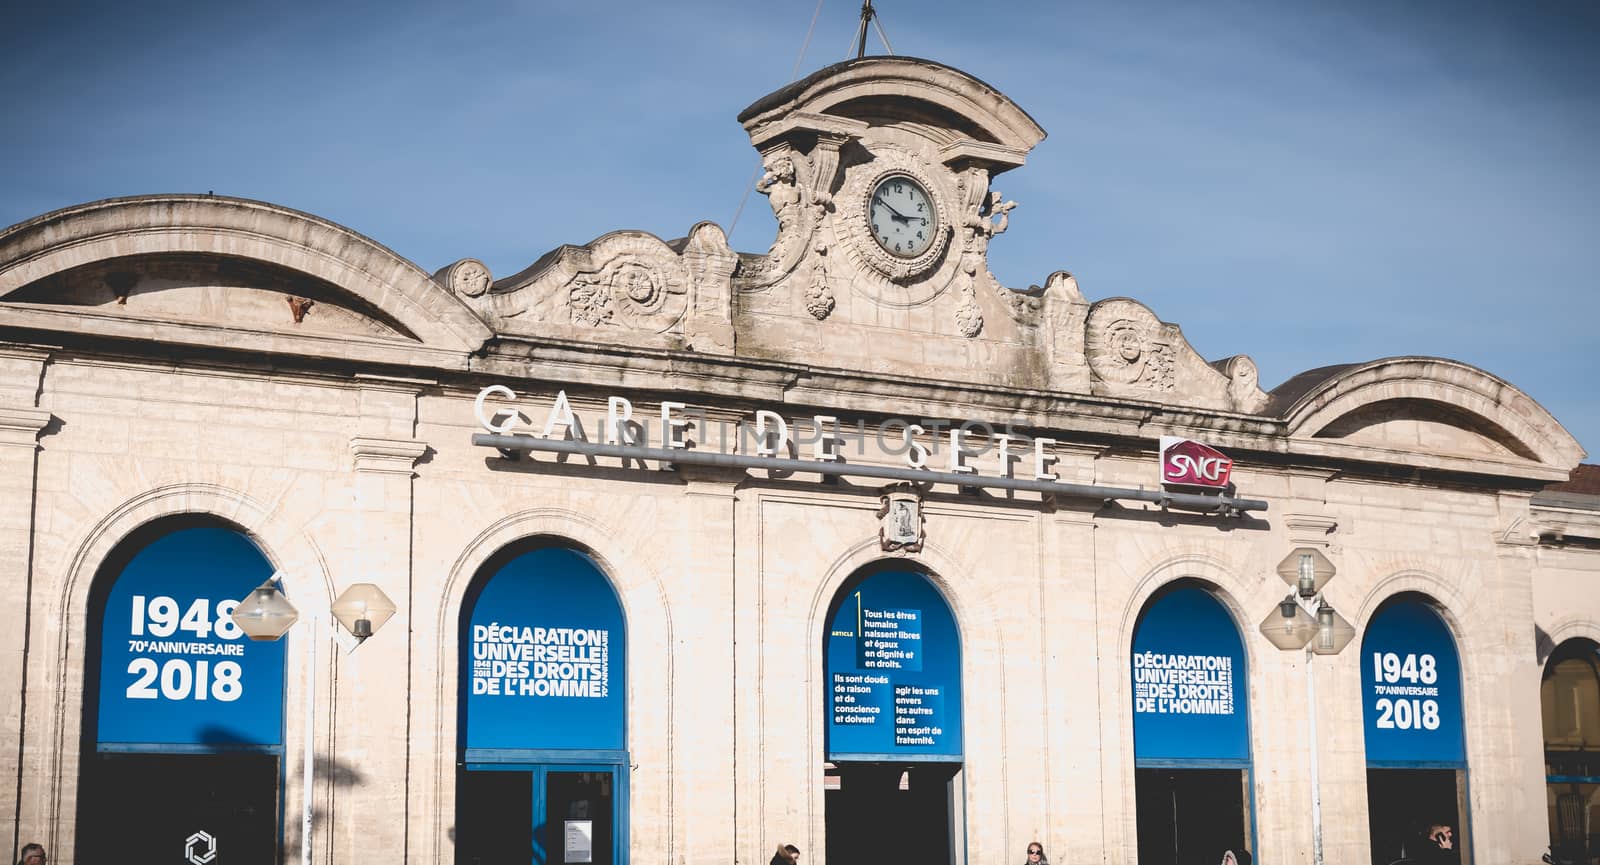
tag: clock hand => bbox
[873,195,913,222]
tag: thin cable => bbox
[871,13,893,55]
[729,0,826,239]
[790,0,825,80]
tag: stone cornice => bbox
[1531,502,1600,543]
[350,437,428,476]
[0,406,52,448]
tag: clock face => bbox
[869,175,937,258]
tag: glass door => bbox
[542,769,615,865]
[459,763,626,865]
[80,751,279,865]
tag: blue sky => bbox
[4,0,1596,462]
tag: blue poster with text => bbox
[1361,599,1464,767]
[463,547,626,753]
[826,570,962,760]
[96,527,286,749]
[1131,586,1250,765]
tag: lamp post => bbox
[1257,548,1355,865]
[232,576,395,865]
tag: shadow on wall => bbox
[196,725,368,833]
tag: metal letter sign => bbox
[463,547,626,754]
[826,570,963,760]
[96,527,286,749]
[1132,586,1251,765]
[1159,436,1234,490]
[1361,599,1465,767]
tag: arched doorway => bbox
[1543,638,1600,864]
[1361,595,1470,864]
[78,519,287,864]
[1131,583,1254,865]
[457,543,628,865]
[823,566,964,865]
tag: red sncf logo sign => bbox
[1159,437,1233,489]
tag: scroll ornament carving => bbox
[448,259,492,297]
[1088,306,1177,391]
[950,172,1016,339]
[799,146,840,321]
[1225,355,1268,412]
[566,256,685,332]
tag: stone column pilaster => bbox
[0,345,52,862]
[673,466,741,864]
[0,405,50,862]
[324,378,428,864]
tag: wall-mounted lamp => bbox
[232,577,300,641]
[1258,593,1317,650]
[330,583,397,641]
[1312,603,1356,655]
[1277,547,1335,598]
[1259,545,1352,865]
[228,575,398,865]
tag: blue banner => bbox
[1361,599,1464,767]
[463,547,625,753]
[96,527,286,749]
[826,569,963,760]
[1131,586,1251,765]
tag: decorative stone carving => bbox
[1225,355,1269,413]
[803,259,835,320]
[679,221,738,355]
[878,484,924,552]
[946,169,1024,337]
[1087,302,1176,391]
[1002,286,1042,324]
[447,259,492,297]
[569,275,614,326]
[954,284,983,338]
[1084,298,1277,412]
[978,190,1015,238]
[286,296,315,324]
[105,271,138,305]
[739,121,861,303]
[838,148,955,298]
[756,152,806,271]
[563,254,686,333]
[480,230,690,336]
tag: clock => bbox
[869,174,937,257]
[841,157,952,289]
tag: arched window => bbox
[823,566,964,865]
[1360,595,1469,865]
[1543,639,1600,864]
[79,519,286,865]
[1130,583,1254,864]
[457,543,628,865]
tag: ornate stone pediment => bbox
[459,223,737,354]
[1085,297,1268,413]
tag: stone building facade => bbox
[1,57,1594,865]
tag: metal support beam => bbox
[472,433,1268,515]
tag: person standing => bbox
[1025,842,1048,865]
[15,844,45,865]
